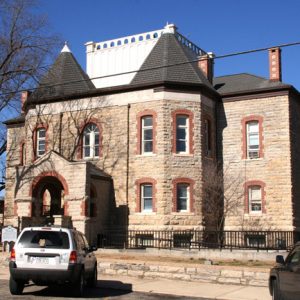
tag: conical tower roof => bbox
[131,33,212,88]
[33,44,95,100]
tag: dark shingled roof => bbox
[213,73,288,94]
[30,50,95,101]
[131,33,213,89]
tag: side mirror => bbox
[276,255,285,265]
[90,246,97,252]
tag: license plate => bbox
[29,256,49,264]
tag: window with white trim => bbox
[176,115,189,153]
[248,185,262,213]
[141,116,153,154]
[36,128,46,157]
[247,121,259,159]
[177,183,189,212]
[141,184,153,212]
[83,124,99,158]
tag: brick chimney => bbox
[269,47,282,81]
[198,52,215,83]
[21,91,30,113]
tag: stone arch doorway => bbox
[31,173,68,218]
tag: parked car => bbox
[269,242,300,300]
[9,225,97,296]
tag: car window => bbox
[18,231,70,249]
[81,233,89,249]
[289,250,300,264]
[74,232,85,251]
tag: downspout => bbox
[126,104,131,231]
[59,112,63,154]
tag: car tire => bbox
[272,279,282,300]
[74,269,85,297]
[9,276,24,295]
[87,265,97,287]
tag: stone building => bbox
[4,24,300,245]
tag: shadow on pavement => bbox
[22,280,133,298]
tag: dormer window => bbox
[83,123,99,158]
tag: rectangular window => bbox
[247,121,259,159]
[141,184,152,212]
[142,116,153,154]
[245,234,266,248]
[176,115,188,153]
[249,186,262,213]
[173,233,192,248]
[177,184,189,212]
[37,128,46,157]
[135,234,154,248]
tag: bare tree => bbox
[202,162,244,233]
[0,0,60,191]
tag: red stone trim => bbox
[136,110,157,155]
[172,109,194,154]
[244,180,266,214]
[172,178,195,212]
[241,115,264,159]
[135,178,157,212]
[33,124,48,161]
[29,171,69,196]
[77,118,103,159]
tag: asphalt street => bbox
[0,279,212,300]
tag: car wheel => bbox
[73,269,85,297]
[9,276,24,295]
[87,265,97,287]
[272,279,282,300]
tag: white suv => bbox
[9,226,97,296]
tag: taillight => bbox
[10,248,16,262]
[69,250,77,264]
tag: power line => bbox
[1,40,300,97]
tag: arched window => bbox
[131,37,136,43]
[172,110,194,155]
[137,110,157,155]
[36,127,46,157]
[135,178,157,213]
[172,178,195,212]
[110,41,115,47]
[139,36,143,41]
[83,123,100,158]
[117,40,122,46]
[244,180,266,214]
[242,116,263,159]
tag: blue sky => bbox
[41,0,300,89]
[1,0,300,197]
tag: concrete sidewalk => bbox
[0,265,271,299]
[99,274,271,300]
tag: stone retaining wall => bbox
[98,261,269,287]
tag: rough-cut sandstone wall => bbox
[218,94,293,230]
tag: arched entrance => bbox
[31,174,67,218]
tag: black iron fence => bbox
[97,230,300,251]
